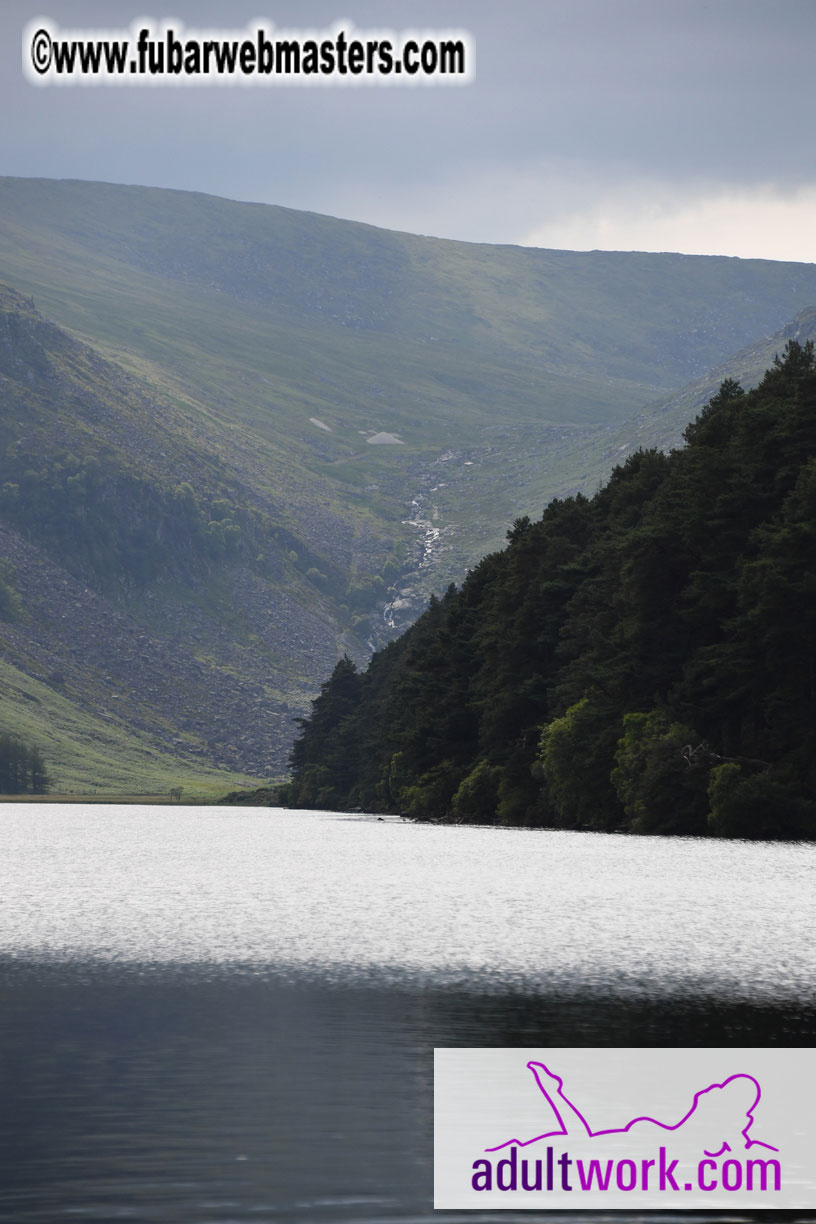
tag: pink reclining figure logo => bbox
[487,1062,779,1158]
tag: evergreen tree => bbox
[0,733,50,794]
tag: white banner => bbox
[435,1047,814,1209]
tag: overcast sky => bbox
[3,0,815,261]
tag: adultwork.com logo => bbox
[473,1061,780,1195]
[435,1049,810,1211]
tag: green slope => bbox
[0,657,256,796]
[480,303,816,537]
[5,178,816,446]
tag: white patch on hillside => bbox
[366,432,403,445]
[309,417,332,432]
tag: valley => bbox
[2,177,816,792]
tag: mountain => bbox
[6,176,816,601]
[278,342,816,838]
[2,176,816,791]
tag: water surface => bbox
[3,805,814,1000]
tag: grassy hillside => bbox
[3,181,815,418]
[526,304,816,515]
[0,658,254,797]
[421,305,816,584]
[2,177,816,789]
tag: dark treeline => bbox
[278,342,816,838]
[0,732,50,794]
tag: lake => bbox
[1,804,814,1223]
